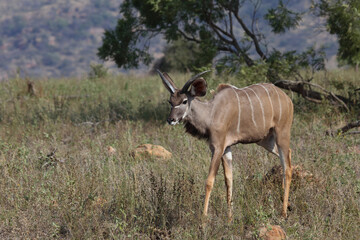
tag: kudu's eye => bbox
[182,99,188,105]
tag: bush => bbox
[88,63,108,79]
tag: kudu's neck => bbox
[183,99,212,139]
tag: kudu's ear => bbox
[157,69,177,94]
[189,77,207,97]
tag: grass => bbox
[0,71,359,239]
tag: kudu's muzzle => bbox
[167,117,175,125]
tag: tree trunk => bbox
[326,120,360,136]
[273,80,352,110]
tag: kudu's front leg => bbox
[203,146,224,217]
[222,147,233,221]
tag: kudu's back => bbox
[210,83,293,146]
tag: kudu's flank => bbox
[157,70,294,220]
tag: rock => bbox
[107,146,116,155]
[131,144,172,160]
[292,165,314,181]
[259,225,286,240]
[93,197,107,207]
[263,164,316,186]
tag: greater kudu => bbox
[157,70,293,220]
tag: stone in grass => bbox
[107,146,116,155]
[131,144,172,160]
[263,164,317,186]
[258,225,286,240]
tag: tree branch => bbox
[303,81,349,112]
[209,22,234,45]
[344,131,360,135]
[233,12,267,61]
[326,120,360,136]
[274,79,351,111]
[251,0,261,34]
[176,29,201,43]
[337,120,360,134]
[209,20,232,39]
[217,46,238,54]
[203,11,254,66]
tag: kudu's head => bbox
[157,70,210,125]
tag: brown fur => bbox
[216,84,232,93]
[184,121,210,140]
[191,78,207,96]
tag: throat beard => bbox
[184,121,210,140]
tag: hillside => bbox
[0,0,339,79]
[0,0,119,79]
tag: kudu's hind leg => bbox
[279,148,292,218]
[222,147,233,221]
[276,130,292,218]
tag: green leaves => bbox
[265,0,302,34]
[98,0,328,83]
[97,9,151,69]
[319,0,360,67]
[152,38,216,72]
[97,0,223,69]
[267,46,326,80]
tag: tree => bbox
[98,0,307,71]
[98,0,355,108]
[319,0,360,71]
[151,39,216,73]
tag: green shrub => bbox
[88,63,108,79]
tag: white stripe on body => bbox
[230,87,241,133]
[271,85,282,123]
[288,93,292,114]
[277,86,292,122]
[238,88,257,128]
[283,88,292,114]
[256,84,274,126]
[247,87,265,131]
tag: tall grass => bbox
[0,71,359,239]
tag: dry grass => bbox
[0,72,359,239]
